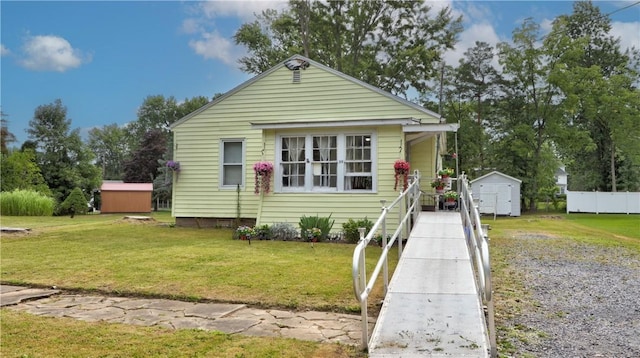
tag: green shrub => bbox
[254,224,272,240]
[59,187,88,217]
[299,214,334,242]
[342,218,374,244]
[0,189,55,216]
[271,222,298,241]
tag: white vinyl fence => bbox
[567,191,640,214]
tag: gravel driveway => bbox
[498,233,640,357]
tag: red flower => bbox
[393,160,410,191]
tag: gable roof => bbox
[171,55,442,130]
[471,171,522,184]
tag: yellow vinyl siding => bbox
[410,137,438,183]
[172,61,438,225]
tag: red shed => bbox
[100,182,153,213]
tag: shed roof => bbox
[101,182,153,192]
[470,171,522,184]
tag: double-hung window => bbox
[277,133,375,192]
[221,139,245,188]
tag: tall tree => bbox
[549,1,640,191]
[0,148,51,195]
[234,0,463,97]
[448,41,500,175]
[123,129,167,183]
[128,95,209,146]
[1,111,17,154]
[495,19,562,211]
[26,99,101,205]
[88,124,129,180]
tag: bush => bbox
[0,189,55,216]
[299,214,334,242]
[59,187,88,217]
[271,222,298,241]
[254,224,272,240]
[342,218,374,244]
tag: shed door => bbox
[496,184,512,215]
[478,184,497,214]
[479,183,512,215]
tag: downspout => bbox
[255,133,267,225]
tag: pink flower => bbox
[253,161,274,194]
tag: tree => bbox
[234,0,463,97]
[548,1,640,191]
[26,99,101,205]
[442,42,500,176]
[1,111,16,154]
[123,129,167,183]
[59,187,88,217]
[0,149,51,196]
[88,124,129,180]
[127,95,209,152]
[495,19,562,211]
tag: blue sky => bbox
[2,1,639,146]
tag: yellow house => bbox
[169,55,457,229]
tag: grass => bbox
[0,189,55,216]
[487,212,639,356]
[1,212,390,356]
[1,212,394,312]
[4,211,637,356]
[1,310,362,358]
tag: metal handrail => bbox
[351,170,421,351]
[458,173,497,358]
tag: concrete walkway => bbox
[1,285,370,346]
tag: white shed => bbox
[470,171,521,217]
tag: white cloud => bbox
[189,31,238,65]
[611,20,640,53]
[20,35,90,72]
[444,22,502,68]
[181,18,203,35]
[1,44,10,56]
[183,1,287,66]
[198,0,286,20]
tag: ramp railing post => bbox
[358,227,368,351]
[380,200,388,294]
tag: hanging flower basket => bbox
[166,160,181,173]
[253,161,274,195]
[393,160,410,191]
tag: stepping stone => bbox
[0,287,60,307]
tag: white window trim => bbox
[219,138,246,190]
[275,131,377,193]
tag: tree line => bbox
[1,0,638,214]
[0,95,209,214]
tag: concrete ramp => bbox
[368,212,489,357]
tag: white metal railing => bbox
[351,170,422,351]
[458,173,497,357]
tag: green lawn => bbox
[3,211,636,357]
[1,212,387,357]
[1,310,362,357]
[1,212,393,312]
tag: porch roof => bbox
[251,117,420,130]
